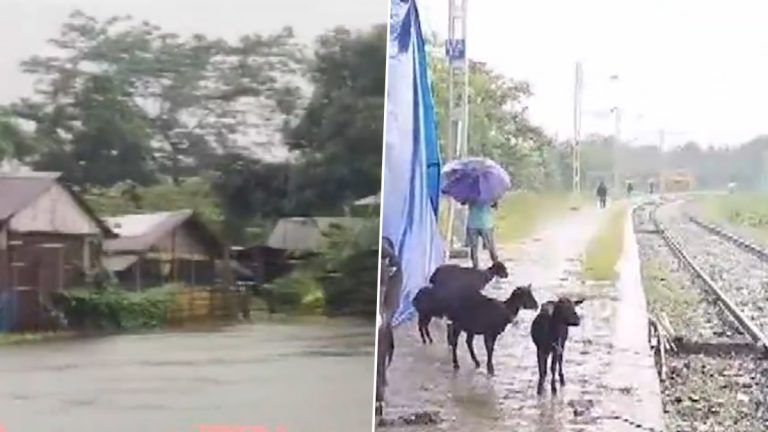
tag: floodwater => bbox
[380,205,664,432]
[0,317,375,432]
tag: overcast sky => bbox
[419,0,768,148]
[0,0,386,104]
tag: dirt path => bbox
[379,204,664,432]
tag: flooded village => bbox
[0,1,385,430]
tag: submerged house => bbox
[102,210,223,290]
[0,172,113,292]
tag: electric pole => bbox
[611,106,621,191]
[609,74,620,192]
[572,62,583,194]
[445,0,469,258]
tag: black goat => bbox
[530,297,585,396]
[375,237,402,417]
[413,261,509,345]
[447,284,538,376]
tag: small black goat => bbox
[412,261,509,345]
[447,284,538,376]
[530,297,585,396]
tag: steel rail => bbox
[648,205,768,354]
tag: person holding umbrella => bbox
[441,157,510,269]
[465,200,499,269]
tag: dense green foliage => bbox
[263,220,378,318]
[429,51,565,190]
[51,287,176,331]
[0,11,385,319]
[2,11,384,241]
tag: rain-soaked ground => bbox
[0,317,375,432]
[379,204,664,432]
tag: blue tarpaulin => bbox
[383,0,444,326]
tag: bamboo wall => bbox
[166,288,245,323]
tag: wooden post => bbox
[222,245,234,289]
[171,229,178,283]
[134,258,142,292]
[58,246,64,291]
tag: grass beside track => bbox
[583,203,627,281]
[696,193,768,243]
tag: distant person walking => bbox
[648,179,655,194]
[626,181,634,197]
[596,180,608,209]
[466,201,499,269]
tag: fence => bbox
[0,286,248,333]
[166,287,246,323]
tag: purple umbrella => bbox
[441,157,511,204]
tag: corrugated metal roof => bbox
[0,172,113,236]
[266,217,370,251]
[103,210,194,253]
[353,194,380,206]
[102,254,140,272]
[0,172,60,221]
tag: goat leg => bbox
[558,350,565,387]
[484,333,497,376]
[417,314,429,345]
[550,350,559,395]
[388,335,395,367]
[536,349,547,396]
[449,325,461,371]
[465,333,481,368]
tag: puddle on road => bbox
[380,210,631,432]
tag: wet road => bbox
[0,317,375,432]
[380,205,663,432]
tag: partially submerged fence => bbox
[167,287,247,323]
[0,286,249,333]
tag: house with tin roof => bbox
[102,210,224,290]
[0,171,112,293]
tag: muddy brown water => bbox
[0,317,375,432]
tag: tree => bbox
[34,74,156,186]
[11,10,307,185]
[212,155,291,240]
[428,49,557,190]
[0,109,36,162]
[285,25,386,211]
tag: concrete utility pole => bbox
[572,62,583,194]
[444,0,469,258]
[611,105,621,191]
[608,74,621,192]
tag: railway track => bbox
[648,202,768,354]
[634,198,768,431]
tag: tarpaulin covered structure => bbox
[382,0,444,325]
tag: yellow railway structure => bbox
[659,170,695,193]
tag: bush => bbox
[264,272,325,313]
[319,248,378,317]
[259,218,378,317]
[52,287,176,331]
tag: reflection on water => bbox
[0,318,375,432]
